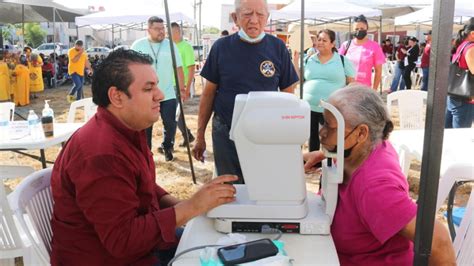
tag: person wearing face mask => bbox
[194,0,299,184]
[400,36,420,90]
[303,84,456,265]
[339,15,386,90]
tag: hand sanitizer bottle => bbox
[41,100,54,137]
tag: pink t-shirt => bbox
[331,141,417,266]
[339,39,386,87]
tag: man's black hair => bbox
[75,40,84,46]
[353,14,368,27]
[148,16,164,27]
[91,49,153,107]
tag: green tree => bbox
[1,24,15,44]
[202,26,220,34]
[24,23,46,48]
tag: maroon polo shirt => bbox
[51,107,177,266]
[396,45,406,61]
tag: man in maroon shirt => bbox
[382,39,394,60]
[420,30,432,91]
[50,49,237,265]
[389,40,407,92]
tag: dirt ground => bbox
[2,77,471,219]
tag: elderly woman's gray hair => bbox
[328,84,394,144]
[235,0,268,11]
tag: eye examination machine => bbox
[207,91,346,235]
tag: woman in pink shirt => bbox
[339,15,386,90]
[304,85,455,265]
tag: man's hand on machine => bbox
[303,151,326,173]
[190,175,237,212]
[174,175,237,226]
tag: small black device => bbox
[217,238,279,265]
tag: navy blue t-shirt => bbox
[201,33,299,127]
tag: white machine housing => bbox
[207,92,345,234]
[208,92,310,219]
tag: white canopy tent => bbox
[270,0,382,21]
[74,8,195,48]
[75,9,194,27]
[0,0,85,24]
[395,0,473,26]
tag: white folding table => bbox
[0,123,83,168]
[173,211,340,265]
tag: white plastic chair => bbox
[66,97,98,123]
[0,165,35,266]
[9,168,53,264]
[387,90,427,130]
[0,102,15,122]
[435,163,474,264]
[381,62,394,90]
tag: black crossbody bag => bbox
[447,41,474,101]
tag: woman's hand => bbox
[304,150,326,173]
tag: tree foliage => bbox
[202,26,220,34]
[24,23,46,48]
[1,24,15,44]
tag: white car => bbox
[86,47,111,58]
[112,45,129,51]
[33,43,68,56]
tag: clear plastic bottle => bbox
[27,110,44,140]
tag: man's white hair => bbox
[235,0,268,12]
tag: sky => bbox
[55,0,292,28]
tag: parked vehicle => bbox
[193,45,204,61]
[86,47,111,57]
[112,45,130,51]
[33,43,68,56]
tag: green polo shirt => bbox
[176,40,195,85]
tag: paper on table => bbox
[9,121,30,140]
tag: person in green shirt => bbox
[171,22,195,146]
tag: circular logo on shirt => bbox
[260,60,275,78]
[29,73,38,80]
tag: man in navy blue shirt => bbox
[193,0,299,184]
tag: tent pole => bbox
[299,0,304,99]
[22,4,25,47]
[164,0,197,184]
[413,0,454,264]
[393,25,396,59]
[53,8,56,47]
[378,15,382,94]
[111,24,114,48]
[348,17,351,42]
